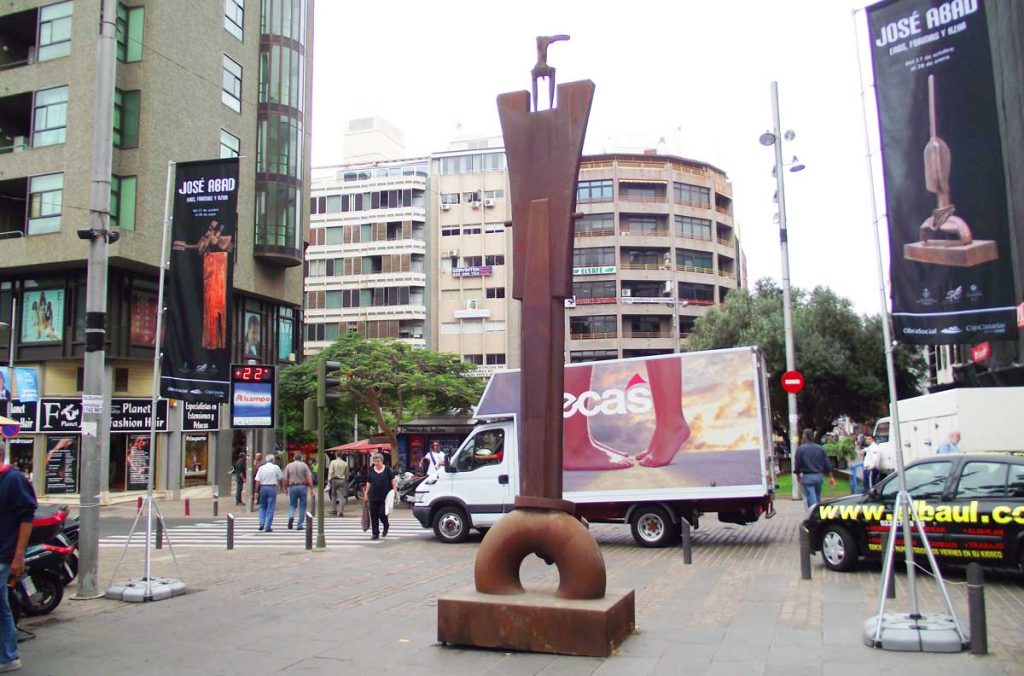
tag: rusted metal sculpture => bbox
[904,74,997,267]
[437,39,634,657]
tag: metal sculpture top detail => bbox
[531,35,570,111]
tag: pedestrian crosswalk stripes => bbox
[99,516,427,549]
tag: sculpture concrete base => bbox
[904,240,997,267]
[437,586,634,657]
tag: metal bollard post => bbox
[305,512,313,550]
[799,526,812,580]
[967,562,987,655]
[882,530,896,599]
[226,513,234,550]
[212,486,219,517]
[680,517,693,565]
[137,495,143,512]
[184,498,190,517]
[156,517,164,550]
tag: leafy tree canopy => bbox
[278,333,484,458]
[685,278,925,438]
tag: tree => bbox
[685,278,926,437]
[278,333,484,461]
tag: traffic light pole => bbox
[315,360,341,549]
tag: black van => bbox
[803,452,1024,571]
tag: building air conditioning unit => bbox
[483,198,496,208]
[440,203,451,211]
[446,249,459,258]
[470,200,482,209]
[621,288,632,297]
[664,281,673,294]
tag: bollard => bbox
[184,498,190,517]
[155,517,164,550]
[967,563,987,655]
[882,529,896,599]
[226,513,235,550]
[212,486,219,517]
[799,526,812,580]
[680,517,693,565]
[305,512,313,550]
[137,495,143,512]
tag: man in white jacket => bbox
[861,435,881,492]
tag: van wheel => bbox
[821,525,858,571]
[433,506,469,544]
[631,506,674,548]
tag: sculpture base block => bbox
[437,586,635,657]
[904,240,998,267]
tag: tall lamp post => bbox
[759,81,805,500]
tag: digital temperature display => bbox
[231,365,275,383]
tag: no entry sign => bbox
[781,371,804,394]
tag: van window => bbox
[1007,465,1024,498]
[451,430,505,472]
[874,420,890,444]
[879,461,951,501]
[955,462,1009,499]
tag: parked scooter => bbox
[32,504,79,586]
[16,542,72,616]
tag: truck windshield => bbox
[874,421,890,444]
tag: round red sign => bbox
[781,370,805,394]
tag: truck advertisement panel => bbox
[475,349,769,495]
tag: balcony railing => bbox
[624,331,673,339]
[577,195,613,204]
[620,262,665,271]
[570,331,618,341]
[679,298,715,306]
[618,195,666,203]
[574,228,615,238]
[620,228,669,237]
[717,236,733,246]
[715,204,733,216]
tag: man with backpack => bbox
[1,444,37,672]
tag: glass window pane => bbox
[955,462,1008,499]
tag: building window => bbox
[576,213,613,237]
[441,227,460,237]
[463,354,483,366]
[677,249,713,272]
[572,247,615,267]
[38,1,73,61]
[673,182,710,208]
[676,216,712,241]
[116,4,145,63]
[224,0,244,40]
[110,175,137,231]
[222,55,243,112]
[220,129,240,158]
[621,216,660,236]
[440,193,460,205]
[678,283,715,303]
[32,86,68,147]
[28,173,63,235]
[113,89,140,148]
[485,354,505,365]
[438,153,505,175]
[570,315,617,337]
[484,255,505,266]
[577,180,613,203]
[462,256,483,267]
[572,280,615,299]
[485,287,505,299]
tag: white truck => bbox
[873,387,1024,464]
[412,346,777,547]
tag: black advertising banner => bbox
[126,434,151,491]
[184,401,220,431]
[8,400,37,432]
[161,158,239,403]
[37,398,167,433]
[867,0,1016,344]
[45,435,79,494]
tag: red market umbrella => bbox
[326,439,391,454]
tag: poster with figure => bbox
[45,435,79,494]
[126,434,151,491]
[866,0,1016,344]
[20,289,64,343]
[160,158,239,403]
[130,290,158,346]
[244,312,261,358]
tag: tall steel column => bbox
[76,0,118,599]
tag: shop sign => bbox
[572,265,616,276]
[184,401,220,431]
[9,400,37,432]
[451,265,493,278]
[109,399,168,432]
[44,435,78,494]
[38,399,83,433]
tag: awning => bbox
[326,438,392,454]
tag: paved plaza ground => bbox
[15,497,1024,675]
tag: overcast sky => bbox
[310,0,887,315]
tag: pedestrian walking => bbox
[232,451,246,505]
[284,453,313,530]
[251,452,263,500]
[422,441,446,477]
[362,453,397,540]
[328,453,349,516]
[793,429,836,510]
[1,445,37,673]
[936,430,961,455]
[861,435,881,492]
[254,454,283,532]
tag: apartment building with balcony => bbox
[305,158,429,353]
[568,153,740,361]
[0,0,313,498]
[429,139,516,378]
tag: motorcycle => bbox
[32,504,79,586]
[15,542,72,616]
[397,472,427,503]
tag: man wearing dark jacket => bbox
[793,429,836,510]
[232,452,247,505]
[1,445,37,672]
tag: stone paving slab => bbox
[15,499,1024,674]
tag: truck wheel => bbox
[820,525,858,572]
[631,506,674,548]
[433,506,469,544]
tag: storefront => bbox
[182,401,219,487]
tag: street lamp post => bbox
[760,81,804,501]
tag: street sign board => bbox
[230,364,275,428]
[781,370,805,394]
